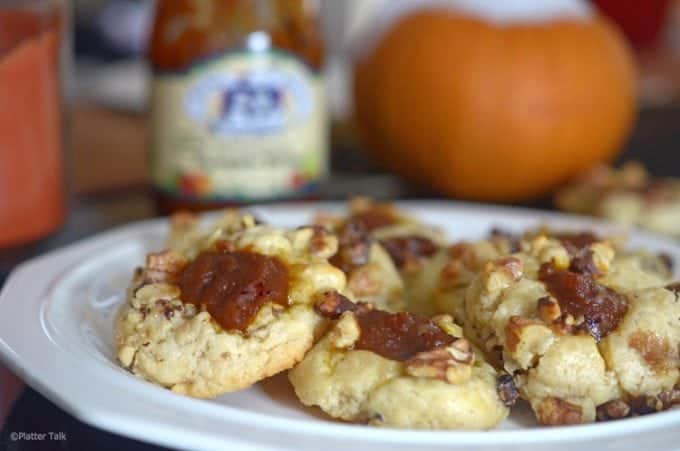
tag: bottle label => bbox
[150,50,327,201]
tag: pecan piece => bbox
[658,386,680,409]
[568,250,600,276]
[314,291,356,319]
[330,220,372,273]
[505,316,542,354]
[448,242,475,262]
[347,199,398,232]
[630,395,663,415]
[379,235,438,272]
[489,228,521,253]
[142,250,188,285]
[666,282,680,294]
[596,400,631,421]
[557,232,600,257]
[306,225,334,254]
[404,339,473,384]
[536,397,583,425]
[537,296,562,323]
[495,257,524,280]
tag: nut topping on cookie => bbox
[596,400,631,421]
[330,220,373,273]
[557,232,600,256]
[536,397,583,425]
[404,340,473,384]
[314,291,357,319]
[141,251,188,285]
[379,235,439,271]
[346,200,398,232]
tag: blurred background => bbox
[63,0,680,195]
[2,0,680,448]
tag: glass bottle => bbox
[0,0,67,246]
[149,0,328,214]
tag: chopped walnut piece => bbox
[489,228,521,253]
[630,395,663,415]
[448,338,474,364]
[537,397,583,425]
[568,250,600,276]
[495,257,524,280]
[439,260,463,288]
[379,235,438,272]
[330,220,372,273]
[404,340,473,384]
[448,242,475,262]
[658,386,680,409]
[497,374,520,407]
[141,250,188,285]
[557,232,600,257]
[314,291,356,319]
[347,198,398,232]
[163,303,183,320]
[537,296,562,323]
[536,296,576,335]
[596,400,631,421]
[306,225,334,255]
[505,316,542,354]
[666,282,680,294]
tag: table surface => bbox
[1,104,680,450]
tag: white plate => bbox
[1,201,679,451]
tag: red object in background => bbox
[0,8,66,247]
[592,0,672,47]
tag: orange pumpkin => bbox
[353,1,637,201]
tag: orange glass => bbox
[0,0,66,247]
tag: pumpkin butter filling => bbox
[179,250,290,332]
[315,292,454,361]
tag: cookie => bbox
[115,213,347,398]
[462,233,679,424]
[434,229,669,328]
[598,285,680,419]
[433,236,515,324]
[318,198,447,313]
[288,293,510,429]
[317,199,407,311]
[556,162,680,237]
